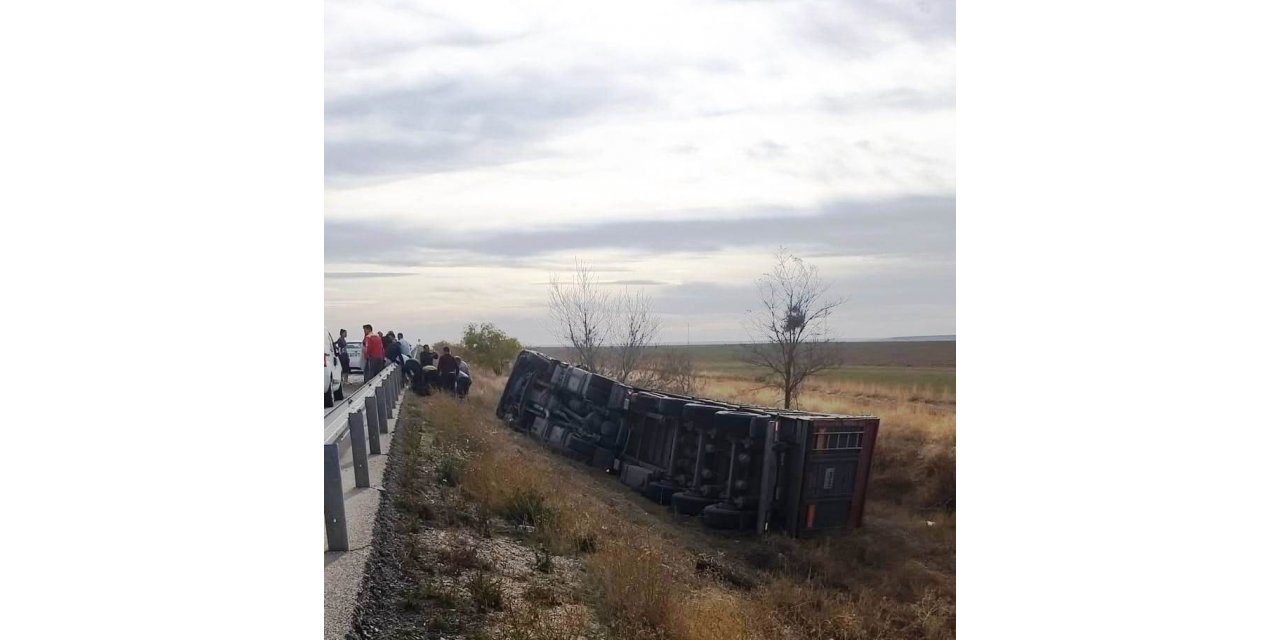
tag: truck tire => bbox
[655,397,688,416]
[567,433,596,456]
[714,411,768,435]
[643,481,679,505]
[632,392,663,415]
[700,503,757,531]
[681,403,728,424]
[671,491,718,516]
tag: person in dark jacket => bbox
[335,329,350,383]
[403,357,429,396]
[384,331,401,365]
[437,346,458,394]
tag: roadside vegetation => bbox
[362,355,954,639]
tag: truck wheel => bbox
[567,433,596,456]
[655,397,688,416]
[671,491,718,516]
[643,481,679,505]
[632,392,662,415]
[590,446,616,471]
[714,411,768,434]
[700,503,757,530]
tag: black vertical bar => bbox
[364,396,382,455]
[324,443,348,551]
[349,412,370,488]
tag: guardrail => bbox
[324,363,404,551]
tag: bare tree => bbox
[547,260,611,372]
[740,249,846,409]
[639,348,703,396]
[610,289,661,384]
[547,260,662,381]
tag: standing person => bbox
[397,333,413,363]
[437,346,458,394]
[382,332,396,364]
[362,324,385,379]
[385,331,402,366]
[336,329,351,384]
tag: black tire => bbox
[714,411,768,434]
[671,491,718,516]
[700,503,757,531]
[324,389,334,408]
[632,392,663,415]
[643,481,679,505]
[590,446,616,471]
[567,433,596,456]
[333,385,344,401]
[655,397,689,417]
[682,403,728,423]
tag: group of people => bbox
[402,344,471,397]
[332,325,471,398]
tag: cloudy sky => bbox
[325,0,954,346]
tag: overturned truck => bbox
[496,349,880,537]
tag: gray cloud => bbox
[324,271,416,279]
[325,196,954,268]
[791,0,955,54]
[325,69,643,182]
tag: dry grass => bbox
[399,368,955,640]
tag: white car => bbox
[343,341,364,374]
[325,331,346,408]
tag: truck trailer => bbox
[496,349,879,536]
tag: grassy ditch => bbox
[353,373,955,640]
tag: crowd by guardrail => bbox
[324,363,403,551]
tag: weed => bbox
[439,540,489,575]
[467,573,504,612]
[402,579,460,612]
[500,487,556,528]
[573,532,598,554]
[532,547,554,574]
[437,453,465,487]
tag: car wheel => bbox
[324,388,334,408]
[700,503,757,530]
[671,491,718,516]
[333,384,344,401]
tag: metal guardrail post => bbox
[383,374,393,421]
[348,411,370,488]
[324,443,348,552]
[365,395,382,455]
[375,383,389,434]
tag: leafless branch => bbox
[738,248,847,409]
